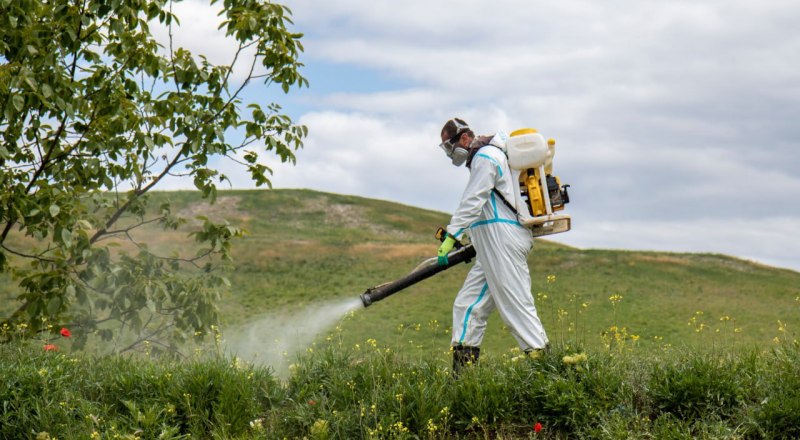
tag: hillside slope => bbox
[2,189,798,359]
[146,189,799,357]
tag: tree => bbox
[0,0,307,353]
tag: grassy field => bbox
[3,188,798,360]
[153,189,800,357]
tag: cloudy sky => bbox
[159,0,800,272]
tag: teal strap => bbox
[470,218,523,228]
[475,153,503,177]
[459,283,489,344]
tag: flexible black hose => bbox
[360,245,476,307]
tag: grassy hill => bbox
[128,189,799,360]
[2,188,799,359]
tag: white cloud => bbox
[259,111,471,212]
[149,0,800,272]
[149,0,281,82]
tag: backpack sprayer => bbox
[360,128,571,308]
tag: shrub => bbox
[649,351,745,421]
[0,341,281,439]
[745,346,800,439]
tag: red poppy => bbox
[60,328,71,338]
[44,344,58,351]
[534,422,543,433]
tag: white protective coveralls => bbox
[446,133,549,351]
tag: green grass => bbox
[2,337,800,439]
[141,190,798,355]
[198,189,799,357]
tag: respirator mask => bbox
[439,119,470,166]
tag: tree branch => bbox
[0,4,86,246]
[0,243,57,263]
[118,321,175,354]
[89,149,183,244]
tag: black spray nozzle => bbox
[360,292,374,308]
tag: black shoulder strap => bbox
[492,188,521,218]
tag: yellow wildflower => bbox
[562,353,588,365]
[391,421,409,434]
[310,419,329,439]
[426,418,439,433]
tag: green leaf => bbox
[11,94,24,111]
[47,296,62,315]
[76,287,87,305]
[41,84,53,98]
[27,302,40,318]
[49,204,60,217]
[130,314,142,333]
[61,228,72,247]
[23,74,37,89]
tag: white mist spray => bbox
[222,297,364,378]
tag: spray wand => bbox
[359,228,476,307]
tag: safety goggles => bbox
[439,133,462,154]
[438,119,470,154]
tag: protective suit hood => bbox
[466,131,509,168]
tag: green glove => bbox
[437,235,457,266]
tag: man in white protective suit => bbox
[436,118,549,374]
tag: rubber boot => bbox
[524,343,551,359]
[452,345,480,377]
